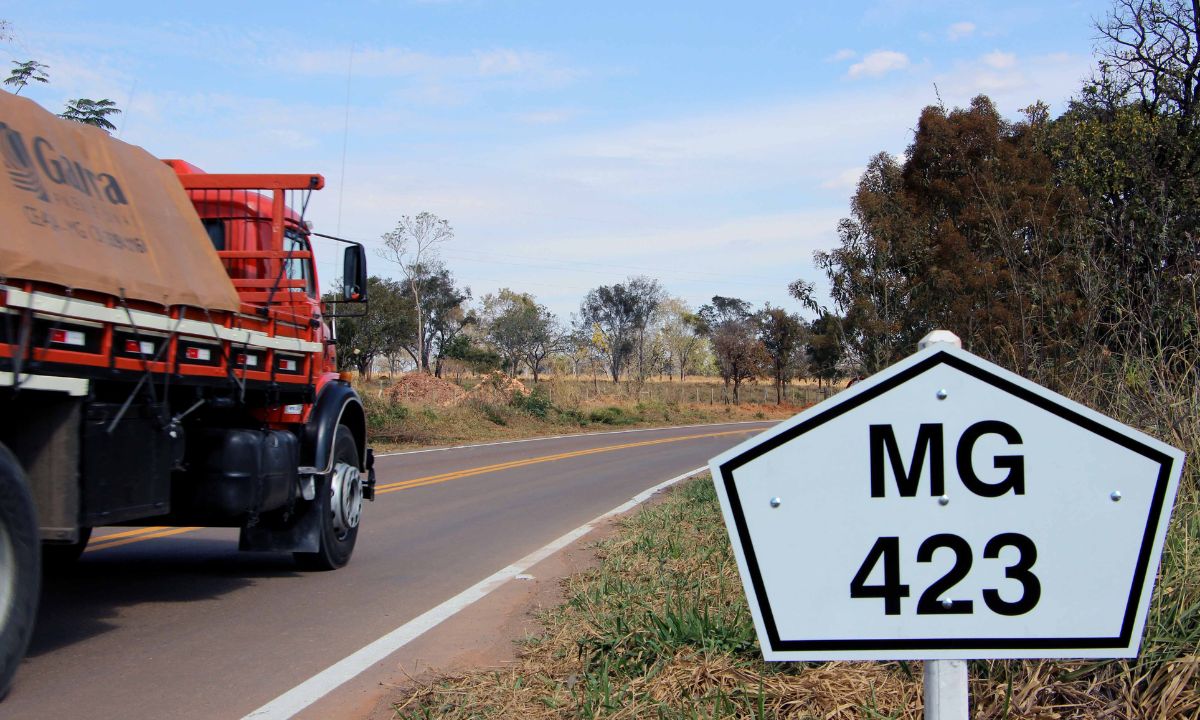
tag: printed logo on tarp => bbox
[0,120,128,205]
[0,122,49,202]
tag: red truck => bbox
[0,93,374,696]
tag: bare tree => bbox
[1096,0,1200,127]
[377,212,453,373]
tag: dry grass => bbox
[357,373,801,452]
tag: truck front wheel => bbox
[0,444,40,700]
[294,426,361,571]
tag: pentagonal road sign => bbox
[709,345,1185,661]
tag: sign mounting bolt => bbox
[1111,491,1122,502]
[936,389,949,400]
[938,495,950,506]
[941,599,953,609]
[769,497,782,508]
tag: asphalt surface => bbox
[5,421,773,720]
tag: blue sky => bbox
[3,1,1110,320]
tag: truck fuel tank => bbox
[177,428,299,524]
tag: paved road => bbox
[6,421,773,720]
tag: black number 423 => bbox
[849,533,1041,616]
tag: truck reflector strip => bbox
[236,353,260,367]
[49,328,86,347]
[185,347,212,361]
[279,358,297,372]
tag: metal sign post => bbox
[924,658,968,719]
[918,333,969,720]
[709,328,1185,720]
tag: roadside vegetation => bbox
[358,373,809,450]
[392,471,1198,718]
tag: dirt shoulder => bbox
[296,499,640,720]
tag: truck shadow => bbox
[28,536,302,658]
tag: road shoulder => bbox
[297,510,630,720]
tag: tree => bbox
[1094,0,1200,129]
[711,320,769,404]
[5,60,48,95]
[817,98,1093,376]
[378,212,453,373]
[806,314,846,387]
[329,276,414,378]
[521,304,567,383]
[442,334,500,377]
[1,21,121,130]
[578,276,663,382]
[413,267,470,377]
[59,98,121,132]
[757,306,807,403]
[657,297,707,380]
[481,290,565,382]
[700,295,767,403]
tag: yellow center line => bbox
[84,526,200,553]
[88,525,175,544]
[81,427,760,552]
[375,428,755,495]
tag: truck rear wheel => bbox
[294,426,361,571]
[0,444,40,700]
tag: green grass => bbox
[392,465,1199,719]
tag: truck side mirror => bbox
[343,244,368,302]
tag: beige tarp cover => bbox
[0,92,239,311]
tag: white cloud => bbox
[826,48,857,63]
[821,167,865,190]
[848,50,910,78]
[948,21,976,41]
[982,51,1017,69]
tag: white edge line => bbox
[240,464,710,720]
[376,420,778,458]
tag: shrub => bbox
[588,406,635,425]
[510,387,552,418]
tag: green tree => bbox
[578,276,663,383]
[59,98,121,132]
[756,306,807,403]
[481,289,565,382]
[806,314,845,388]
[4,60,48,95]
[657,297,707,380]
[329,276,415,378]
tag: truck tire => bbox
[42,527,91,571]
[0,444,40,700]
[294,426,361,571]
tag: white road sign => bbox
[709,344,1185,661]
